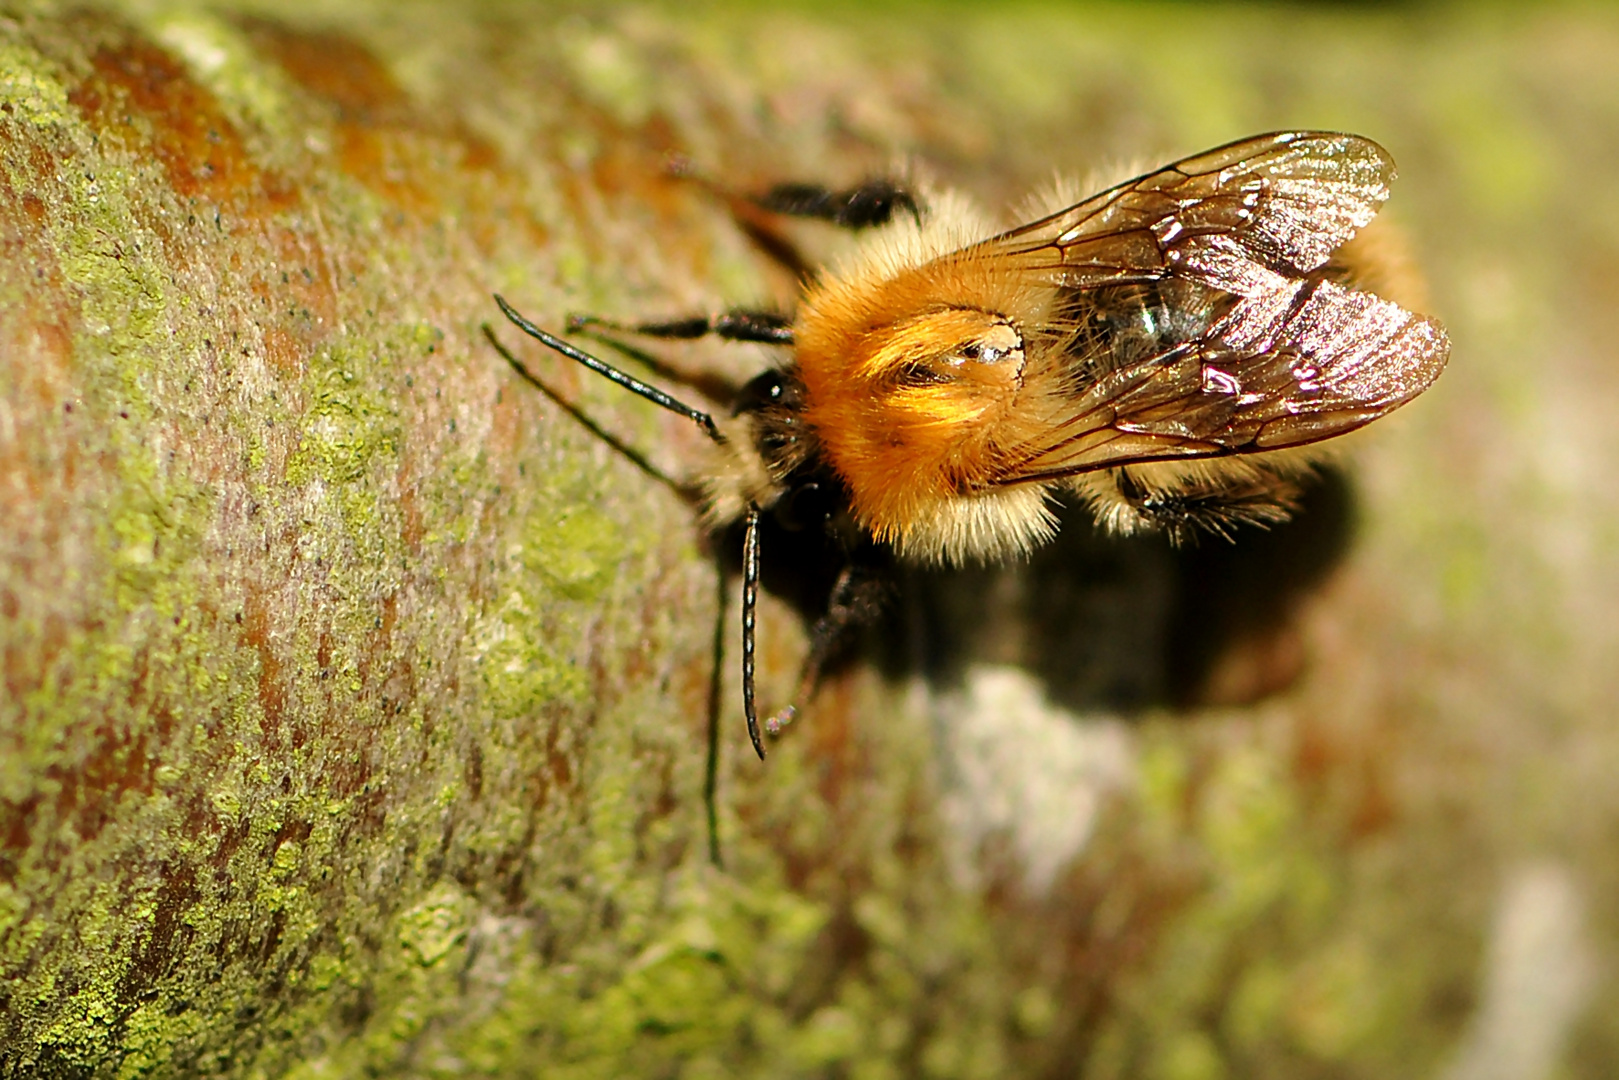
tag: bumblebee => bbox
[496,130,1449,758]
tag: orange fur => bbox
[797,252,1055,555]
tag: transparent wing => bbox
[954,131,1447,484]
[988,276,1449,484]
[987,130,1398,291]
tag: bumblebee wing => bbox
[988,274,1449,483]
[957,131,1444,484]
[989,130,1396,291]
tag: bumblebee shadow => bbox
[875,466,1356,714]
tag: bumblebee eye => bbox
[956,322,1023,367]
[734,369,802,416]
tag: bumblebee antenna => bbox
[741,505,766,760]
[495,293,769,761]
[493,294,724,444]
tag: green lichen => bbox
[283,332,409,520]
[397,883,472,968]
[0,39,70,126]
[57,183,166,374]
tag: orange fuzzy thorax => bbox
[794,251,1052,550]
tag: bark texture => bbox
[3,2,1619,1077]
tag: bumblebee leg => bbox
[767,562,888,734]
[667,154,919,230]
[749,179,922,230]
[567,309,794,345]
[1113,467,1300,544]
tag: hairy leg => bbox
[1108,466,1302,544]
[747,178,922,230]
[767,560,889,733]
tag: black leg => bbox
[1114,467,1300,544]
[568,309,794,345]
[764,560,888,736]
[776,563,886,727]
[666,157,921,276]
[750,179,922,230]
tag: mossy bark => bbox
[3,2,1618,1077]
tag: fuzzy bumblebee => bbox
[496,130,1450,759]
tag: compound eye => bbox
[955,322,1023,367]
[734,370,787,416]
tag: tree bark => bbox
[3,2,1616,1078]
